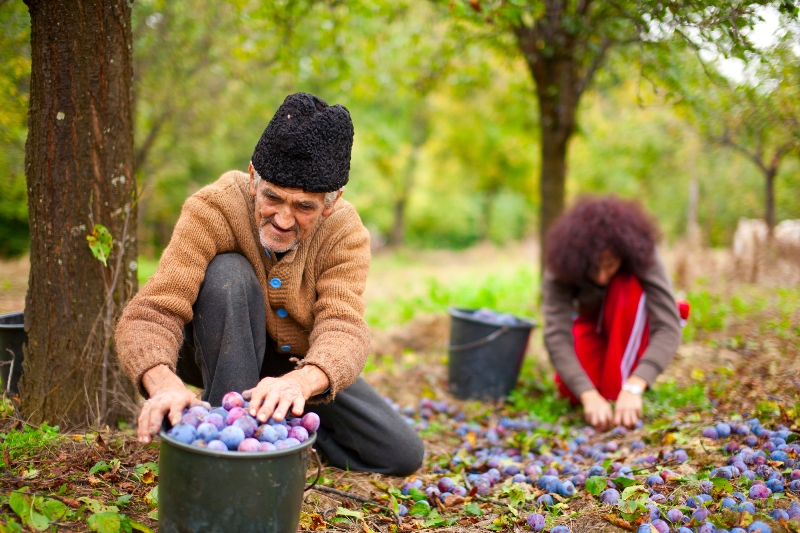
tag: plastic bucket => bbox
[159,426,317,533]
[447,308,536,401]
[0,311,25,394]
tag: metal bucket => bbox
[0,311,25,394]
[159,427,318,533]
[447,307,536,401]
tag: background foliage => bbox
[1,0,799,257]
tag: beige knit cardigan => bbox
[115,170,371,401]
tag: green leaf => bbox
[146,509,158,520]
[78,497,118,514]
[621,485,649,502]
[88,512,121,533]
[89,461,111,475]
[585,476,606,497]
[407,488,427,501]
[710,476,734,493]
[114,494,133,508]
[124,517,153,533]
[8,492,50,531]
[144,486,158,509]
[86,224,113,267]
[786,433,798,444]
[335,507,363,519]
[36,498,67,521]
[612,476,639,490]
[0,518,23,533]
[408,501,431,517]
[464,502,482,516]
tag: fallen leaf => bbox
[442,495,465,507]
[87,475,102,486]
[604,514,634,531]
[141,470,155,484]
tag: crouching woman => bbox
[542,197,687,430]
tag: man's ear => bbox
[248,163,257,197]
[321,190,344,217]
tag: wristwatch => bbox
[622,383,644,395]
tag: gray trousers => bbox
[176,253,424,476]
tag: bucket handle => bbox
[447,326,510,352]
[305,448,322,492]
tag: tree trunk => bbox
[387,144,420,247]
[765,169,776,237]
[21,0,137,428]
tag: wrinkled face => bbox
[589,249,622,286]
[249,164,340,253]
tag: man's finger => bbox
[242,389,253,400]
[138,404,153,442]
[259,388,283,422]
[272,395,295,423]
[291,396,305,417]
[168,399,185,427]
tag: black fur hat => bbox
[252,93,354,193]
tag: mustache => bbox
[260,215,299,234]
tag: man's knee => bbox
[200,253,260,302]
[386,430,425,476]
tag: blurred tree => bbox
[0,2,31,257]
[21,0,137,426]
[443,0,797,265]
[675,35,800,233]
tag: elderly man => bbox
[116,93,424,476]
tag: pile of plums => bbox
[165,391,320,452]
[387,396,799,533]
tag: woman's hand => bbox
[613,377,646,428]
[580,389,613,430]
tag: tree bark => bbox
[21,0,137,427]
[765,168,776,237]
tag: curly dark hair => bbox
[545,196,659,285]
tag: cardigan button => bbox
[277,308,288,318]
[281,345,291,352]
[270,277,282,289]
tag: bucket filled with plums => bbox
[158,391,321,533]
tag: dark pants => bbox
[176,253,424,476]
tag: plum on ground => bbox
[526,513,545,532]
[697,522,717,533]
[716,423,732,438]
[692,507,709,522]
[749,484,772,499]
[536,494,555,507]
[747,522,771,533]
[600,489,620,504]
[397,504,408,517]
[702,427,720,439]
[651,520,669,533]
[557,481,575,496]
[222,391,245,411]
[438,477,455,493]
[666,508,686,523]
[452,485,467,497]
[645,474,663,486]
[550,526,570,533]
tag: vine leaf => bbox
[86,224,113,266]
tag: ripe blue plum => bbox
[196,422,219,442]
[226,406,248,425]
[702,427,720,439]
[207,440,227,451]
[222,391,245,411]
[218,425,246,450]
[254,424,278,443]
[271,423,289,440]
[191,439,207,447]
[600,489,620,504]
[666,508,686,523]
[233,416,258,438]
[167,423,196,444]
[180,412,202,428]
[238,438,262,452]
[716,423,732,438]
[452,485,467,497]
[438,477,455,492]
[283,437,301,447]
[397,504,408,517]
[747,522,771,533]
[260,442,277,452]
[651,520,669,533]
[526,513,545,532]
[301,412,320,433]
[645,475,663,486]
[187,405,209,419]
[749,484,771,499]
[536,494,555,507]
[557,481,575,497]
[692,507,709,522]
[697,522,717,533]
[288,426,309,443]
[204,413,226,431]
[551,526,570,533]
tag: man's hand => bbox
[613,376,646,428]
[244,365,329,423]
[137,364,208,444]
[580,389,613,430]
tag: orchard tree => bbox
[677,36,800,234]
[22,0,137,427]
[445,0,797,264]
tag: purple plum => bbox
[288,426,309,443]
[196,422,219,441]
[222,391,245,411]
[526,513,545,532]
[237,438,261,452]
[207,440,227,451]
[167,423,196,444]
[301,412,320,433]
[218,425,246,450]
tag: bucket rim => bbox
[0,311,24,328]
[447,307,536,329]
[158,428,317,459]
